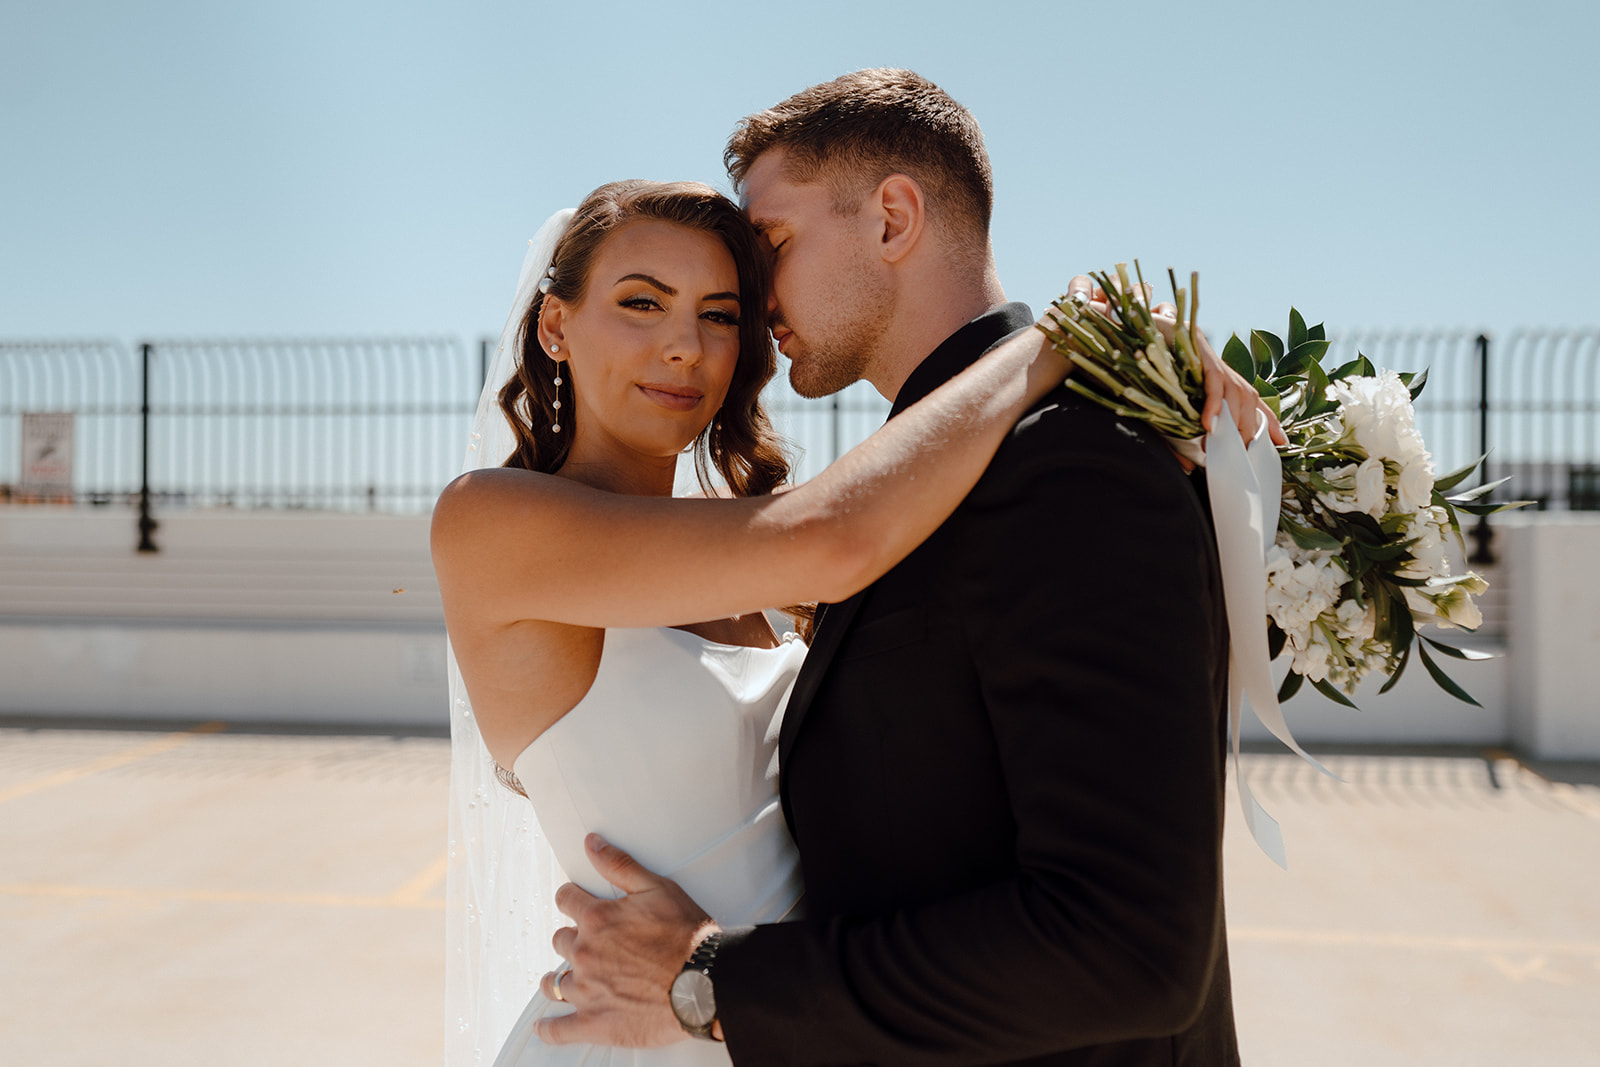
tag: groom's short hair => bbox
[725,69,993,248]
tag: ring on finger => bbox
[552,967,572,1003]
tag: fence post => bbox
[480,338,490,388]
[1468,332,1494,564]
[830,392,841,465]
[136,342,160,553]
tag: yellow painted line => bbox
[0,881,443,912]
[0,720,228,805]
[1230,925,1600,957]
[388,853,449,905]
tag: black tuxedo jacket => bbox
[717,304,1239,1066]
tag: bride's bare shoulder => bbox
[431,467,580,554]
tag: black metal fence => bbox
[3,329,1596,551]
[1325,330,1600,513]
[2,337,475,523]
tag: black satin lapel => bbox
[778,588,869,762]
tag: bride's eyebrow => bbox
[616,273,676,295]
[615,273,738,305]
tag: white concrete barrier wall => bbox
[1,510,448,727]
[1,619,447,726]
[1501,515,1600,760]
[2,509,1597,756]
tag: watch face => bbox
[670,969,716,1029]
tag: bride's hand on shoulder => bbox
[1062,275,1287,448]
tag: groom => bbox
[541,69,1240,1065]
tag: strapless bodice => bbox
[495,627,806,1067]
[512,626,807,923]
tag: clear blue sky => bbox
[3,0,1596,347]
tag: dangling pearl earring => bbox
[550,344,563,433]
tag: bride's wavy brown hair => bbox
[492,183,811,797]
[498,179,790,498]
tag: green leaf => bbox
[1268,621,1287,660]
[1250,330,1283,376]
[1360,540,1420,563]
[1416,640,1483,707]
[1329,357,1363,382]
[1284,523,1344,550]
[1308,321,1327,342]
[1288,339,1332,371]
[1447,476,1512,503]
[1406,366,1429,402]
[1312,677,1361,708]
[1329,354,1376,382]
[1433,454,1488,493]
[1289,308,1308,350]
[1301,358,1335,416]
[1278,669,1305,703]
[1421,637,1496,662]
[1339,510,1387,543]
[1379,642,1411,693]
[1391,594,1417,653]
[1452,500,1537,516]
[1221,334,1255,380]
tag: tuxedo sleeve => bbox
[713,400,1231,1065]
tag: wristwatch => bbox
[669,930,722,1041]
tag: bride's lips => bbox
[637,382,705,412]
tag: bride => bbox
[431,179,1260,1066]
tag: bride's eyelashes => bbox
[619,294,665,313]
[616,293,740,327]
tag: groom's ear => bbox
[869,173,926,265]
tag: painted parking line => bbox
[1229,925,1600,958]
[388,853,448,906]
[0,881,443,911]
[0,721,228,805]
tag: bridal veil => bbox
[445,209,575,1067]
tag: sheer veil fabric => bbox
[445,209,575,1067]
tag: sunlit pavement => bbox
[0,719,450,1066]
[2,722,1597,1066]
[1226,745,1600,1066]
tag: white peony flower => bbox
[1396,455,1436,513]
[1330,371,1428,467]
[1402,518,1451,581]
[1353,457,1388,517]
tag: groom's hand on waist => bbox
[536,833,716,1048]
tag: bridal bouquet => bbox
[1037,264,1525,708]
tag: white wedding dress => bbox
[490,625,808,1067]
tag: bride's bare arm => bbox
[431,328,1068,630]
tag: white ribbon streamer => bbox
[1194,401,1342,869]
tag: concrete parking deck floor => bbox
[1,720,1596,1066]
